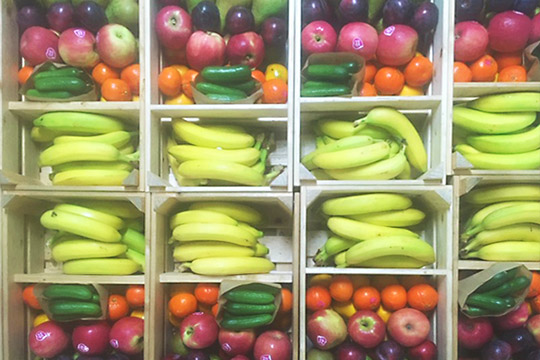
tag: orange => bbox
[374,67,405,95]
[18,65,34,85]
[181,69,199,99]
[169,293,197,318]
[108,294,130,321]
[353,286,381,311]
[279,288,293,313]
[381,284,407,311]
[351,275,371,289]
[159,66,183,97]
[470,55,498,82]
[165,93,194,105]
[400,276,427,290]
[407,284,439,311]
[373,275,399,292]
[453,62,472,83]
[494,51,522,70]
[360,82,377,96]
[211,303,219,317]
[101,79,132,101]
[262,79,288,104]
[23,285,41,310]
[126,285,145,308]
[306,286,332,311]
[252,69,266,84]
[364,62,377,83]
[531,295,540,314]
[92,62,119,85]
[121,64,140,95]
[329,275,354,302]
[498,65,527,82]
[404,55,433,87]
[194,283,219,305]
[528,272,540,298]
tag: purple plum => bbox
[455,0,484,22]
[225,6,255,35]
[47,2,74,32]
[481,340,512,360]
[192,1,221,33]
[186,351,209,360]
[411,2,439,33]
[74,1,108,33]
[337,0,369,23]
[375,340,406,360]
[486,0,514,12]
[335,341,367,360]
[513,0,540,16]
[302,0,333,27]
[261,17,288,46]
[17,6,46,33]
[499,328,536,354]
[383,0,414,27]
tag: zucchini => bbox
[304,80,349,89]
[201,65,252,84]
[43,284,96,301]
[224,289,275,304]
[196,82,247,98]
[34,67,85,80]
[34,76,90,93]
[465,294,509,312]
[306,64,350,81]
[229,79,257,94]
[26,89,72,99]
[205,93,246,102]
[301,85,350,97]
[225,302,276,315]
[221,313,273,330]
[49,300,102,317]
[340,61,360,73]
[463,306,492,317]
[476,268,518,293]
[483,276,531,298]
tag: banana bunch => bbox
[41,200,146,275]
[301,107,428,180]
[313,193,435,268]
[168,119,283,186]
[460,184,540,262]
[171,201,275,275]
[31,112,139,186]
[453,92,540,170]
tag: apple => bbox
[307,309,347,350]
[96,24,137,68]
[171,330,189,355]
[408,340,437,360]
[29,321,69,358]
[109,316,144,355]
[253,330,292,360]
[47,2,74,33]
[17,6,46,33]
[493,302,531,331]
[348,310,386,349]
[180,312,219,349]
[336,22,378,60]
[226,32,265,69]
[75,1,109,34]
[500,327,536,354]
[307,348,334,360]
[481,339,512,360]
[528,314,540,344]
[374,340,405,360]
[187,31,226,71]
[72,321,110,355]
[488,10,532,53]
[458,316,494,350]
[20,26,61,66]
[261,17,288,47]
[106,0,139,32]
[59,28,100,68]
[230,356,250,360]
[454,21,489,62]
[387,308,430,348]
[335,341,367,360]
[155,6,192,51]
[218,328,256,356]
[530,13,540,44]
[302,21,337,55]
[377,24,418,66]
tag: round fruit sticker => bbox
[35,330,50,341]
[384,26,396,36]
[110,339,119,348]
[45,48,57,60]
[77,343,90,353]
[353,38,365,50]
[222,343,232,352]
[317,335,328,347]
[74,29,86,38]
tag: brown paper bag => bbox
[191,74,263,104]
[524,40,540,81]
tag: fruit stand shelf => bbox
[149,104,289,119]
[305,267,450,276]
[458,261,540,271]
[159,271,294,284]
[13,274,145,285]
[454,82,540,98]
[299,95,442,112]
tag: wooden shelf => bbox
[454,82,540,98]
[305,267,449,276]
[300,96,442,112]
[13,273,145,284]
[159,271,293,283]
[150,104,289,118]
[458,261,540,271]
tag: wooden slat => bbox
[13,274,145,284]
[454,82,540,98]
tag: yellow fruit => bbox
[165,93,194,105]
[265,64,288,83]
[377,305,392,323]
[333,301,357,318]
[100,96,107,102]
[172,65,189,77]
[132,95,140,102]
[399,85,424,96]
[130,310,144,319]
[33,313,50,327]
[309,274,332,288]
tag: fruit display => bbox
[454,2,540,83]
[453,91,540,171]
[459,183,540,262]
[312,193,435,268]
[301,0,438,96]
[305,274,439,359]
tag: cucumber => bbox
[301,85,350,97]
[306,64,350,81]
[49,300,102,317]
[304,80,349,89]
[34,76,90,93]
[225,302,276,315]
[463,306,492,317]
[34,67,85,80]
[340,61,360,73]
[224,290,275,304]
[92,293,101,304]
[26,89,73,99]
[476,268,518,293]
[196,82,247,98]
[229,79,257,94]
[43,284,96,301]
[205,93,246,102]
[221,313,273,330]
[240,283,281,295]
[465,294,509,312]
[483,276,531,297]
[201,65,252,84]
[501,296,516,308]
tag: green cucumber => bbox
[34,76,89,93]
[340,61,360,73]
[463,306,492,317]
[49,300,102,317]
[306,64,350,81]
[205,93,246,102]
[476,268,519,293]
[221,313,273,330]
[26,89,73,99]
[34,67,85,80]
[502,296,516,308]
[92,293,101,304]
[225,302,276,315]
[230,79,257,94]
[43,284,96,301]
[301,85,350,97]
[304,80,349,89]
[465,294,509,312]
[239,283,281,295]
[196,82,247,98]
[201,65,252,84]
[483,276,531,297]
[224,290,275,304]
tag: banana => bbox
[40,142,137,166]
[311,169,334,180]
[314,236,356,266]
[464,184,540,205]
[465,202,540,236]
[324,150,407,180]
[190,202,262,225]
[467,92,540,113]
[462,241,540,262]
[125,218,144,232]
[355,255,430,268]
[169,153,207,186]
[118,144,135,155]
[62,258,141,275]
[31,126,58,143]
[53,161,134,173]
[53,131,133,148]
[52,239,127,262]
[172,223,257,247]
[456,147,540,170]
[302,136,374,170]
[396,160,412,180]
[205,124,249,133]
[125,249,145,273]
[170,210,238,229]
[322,136,336,144]
[173,241,257,262]
[462,224,540,253]
[465,201,534,232]
[52,169,131,186]
[54,203,125,230]
[334,252,347,267]
[178,160,265,186]
[33,112,125,135]
[254,243,269,256]
[322,193,412,216]
[312,141,390,170]
[172,119,254,149]
[452,106,536,134]
[345,236,435,266]
[74,200,143,219]
[315,137,326,148]
[333,301,357,318]
[316,119,356,138]
[327,217,418,241]
[237,222,263,238]
[184,256,275,275]
[354,107,427,172]
[121,228,146,254]
[466,124,540,154]
[354,125,392,140]
[348,208,426,227]
[40,209,122,243]
[169,145,261,166]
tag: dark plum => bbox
[411,2,439,33]
[163,354,185,360]
[337,0,369,23]
[225,6,255,35]
[455,0,484,22]
[17,6,46,32]
[47,2,74,32]
[383,0,414,27]
[527,349,540,360]
[486,0,514,12]
[54,355,75,360]
[302,0,333,27]
[261,17,287,46]
[74,1,108,33]
[335,341,368,360]
[499,328,536,354]
[186,350,209,360]
[106,353,131,360]
[513,0,540,16]
[374,340,406,360]
[192,1,221,33]
[481,340,512,360]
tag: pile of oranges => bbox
[454,51,529,83]
[527,271,540,314]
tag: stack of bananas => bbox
[460,184,540,262]
[313,193,435,268]
[31,111,139,186]
[41,200,146,275]
[302,107,428,180]
[168,119,283,186]
[453,91,540,170]
[171,201,275,275]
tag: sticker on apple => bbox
[35,331,49,341]
[77,343,90,353]
[317,335,328,347]
[384,26,395,36]
[353,38,364,50]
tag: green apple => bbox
[106,0,139,32]
[72,0,110,8]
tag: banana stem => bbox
[264,166,284,185]
[463,224,482,238]
[462,251,478,259]
[122,150,140,162]
[353,117,367,129]
[263,132,276,151]
[315,136,325,149]
[252,149,269,175]
[314,248,331,266]
[254,133,266,150]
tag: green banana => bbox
[467,92,540,113]
[334,252,347,267]
[456,146,540,170]
[396,160,412,180]
[312,141,390,170]
[173,241,257,262]
[463,241,540,262]
[466,124,540,154]
[178,160,266,186]
[33,112,125,134]
[314,236,356,266]
[348,208,426,227]
[462,224,540,253]
[189,202,262,225]
[327,217,418,241]
[169,145,261,166]
[125,249,145,273]
[302,136,374,170]
[52,169,132,186]
[52,239,127,262]
[453,106,536,134]
[53,131,133,148]
[324,150,407,180]
[121,228,146,254]
[254,243,269,256]
[354,125,392,140]
[54,203,125,230]
[465,202,540,236]
[237,222,263,238]
[31,126,58,143]
[185,256,275,275]
[172,223,257,247]
[465,201,534,232]
[322,193,412,216]
[172,119,254,149]
[464,184,540,205]
[170,210,238,229]
[40,142,137,166]
[62,258,141,275]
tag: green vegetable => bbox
[239,283,281,295]
[49,300,102,317]
[476,268,518,293]
[201,65,252,84]
[34,77,90,93]
[463,306,492,317]
[34,67,85,80]
[43,284,96,301]
[221,313,273,330]
[306,64,350,81]
[225,302,276,315]
[26,89,73,99]
[340,61,360,73]
[303,80,350,89]
[205,93,246,102]
[92,293,101,304]
[301,85,350,97]
[466,294,510,312]
[224,290,275,304]
[483,276,531,298]
[196,82,247,98]
[229,79,257,94]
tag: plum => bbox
[456,0,484,22]
[192,1,221,33]
[383,0,414,27]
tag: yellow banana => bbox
[333,301,357,318]
[467,124,540,154]
[355,255,430,268]
[302,136,374,170]
[457,147,540,170]
[190,202,262,225]
[465,202,540,236]
[125,249,145,273]
[118,143,135,155]
[327,217,418,241]
[169,145,260,166]
[453,106,536,134]
[178,160,265,186]
[52,161,134,173]
[334,252,347,267]
[40,142,137,166]
[354,125,392,140]
[53,131,133,148]
[172,119,254,149]
[324,150,407,180]
[322,193,412,216]
[74,200,143,219]
[52,169,131,186]
[314,236,356,266]
[396,160,412,180]
[348,208,425,227]
[121,228,146,254]
[254,243,269,256]
[465,201,534,232]
[464,184,540,205]
[237,222,263,238]
[173,241,257,262]
[33,112,125,134]
[467,92,540,112]
[54,203,125,230]
[62,258,140,275]
[169,210,238,229]
[31,126,58,143]
[316,119,356,138]
[312,141,390,170]
[172,223,257,247]
[52,239,127,262]
[462,224,540,253]
[185,256,275,275]
[462,241,540,262]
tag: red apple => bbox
[231,356,250,360]
[72,321,110,355]
[454,21,488,62]
[387,308,430,348]
[58,28,100,68]
[336,22,378,60]
[20,26,61,66]
[307,309,348,350]
[253,330,292,360]
[488,10,532,53]
[376,24,418,66]
[527,314,540,344]
[96,24,137,68]
[408,339,437,360]
[109,316,144,355]
[457,316,493,350]
[218,328,256,356]
[348,310,386,349]
[180,312,219,349]
[493,301,531,331]
[302,20,337,55]
[186,31,226,71]
[226,31,265,69]
[29,321,69,358]
[155,5,192,51]
[530,13,540,44]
